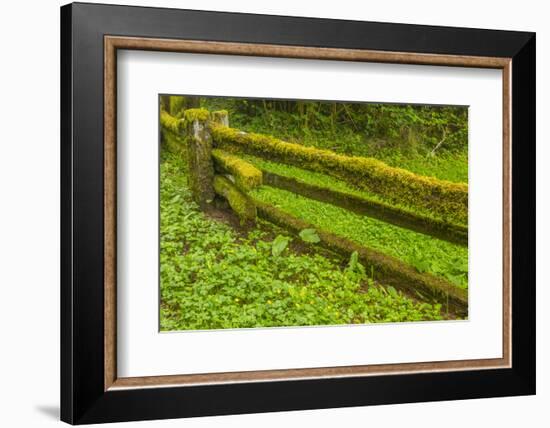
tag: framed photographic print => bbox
[60,2,536,424]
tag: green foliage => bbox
[348,251,360,271]
[211,149,263,192]
[201,97,468,158]
[159,97,469,328]
[374,149,468,183]
[160,152,444,330]
[250,186,468,289]
[253,197,467,313]
[211,124,468,225]
[170,96,468,182]
[409,251,468,287]
[299,228,320,243]
[344,251,366,283]
[271,235,290,256]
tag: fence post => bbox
[211,110,229,127]
[184,109,215,207]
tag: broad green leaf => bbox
[299,228,320,243]
[271,235,290,257]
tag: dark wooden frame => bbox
[61,2,536,424]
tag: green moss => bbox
[212,149,262,192]
[160,110,185,134]
[213,175,257,223]
[211,124,468,225]
[184,108,210,123]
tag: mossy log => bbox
[213,175,257,223]
[185,109,215,207]
[211,124,468,226]
[212,149,263,192]
[253,199,468,315]
[263,171,468,246]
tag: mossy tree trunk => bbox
[185,112,215,208]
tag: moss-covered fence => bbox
[262,171,468,246]
[211,123,468,227]
[160,108,468,314]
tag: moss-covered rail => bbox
[261,170,468,246]
[160,108,468,313]
[211,123,468,227]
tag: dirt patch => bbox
[203,197,256,236]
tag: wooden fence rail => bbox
[261,171,468,246]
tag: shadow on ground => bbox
[35,405,59,420]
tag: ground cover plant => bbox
[250,186,468,289]
[159,95,469,331]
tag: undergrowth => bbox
[201,98,468,183]
[160,152,445,330]
[250,186,468,290]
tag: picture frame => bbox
[60,2,535,424]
